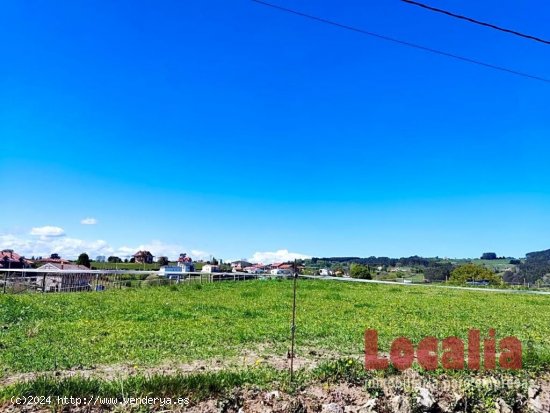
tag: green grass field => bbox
[441,258,517,273]
[89,262,163,270]
[1,279,549,378]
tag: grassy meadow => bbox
[1,279,549,377]
[89,261,162,270]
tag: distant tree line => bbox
[480,252,508,260]
[506,249,550,284]
[310,255,431,267]
[424,262,454,282]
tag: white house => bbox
[36,263,93,292]
[177,261,194,272]
[244,266,263,274]
[201,264,219,273]
[270,268,291,275]
[320,268,332,276]
[159,266,183,276]
[231,260,253,271]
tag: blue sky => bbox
[1,0,549,261]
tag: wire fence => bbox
[0,270,268,294]
[2,269,550,295]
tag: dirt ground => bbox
[1,349,549,413]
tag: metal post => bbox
[289,259,298,385]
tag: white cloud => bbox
[111,241,198,261]
[80,218,98,225]
[190,249,212,261]
[30,226,65,238]
[0,232,209,262]
[115,240,183,260]
[249,249,311,264]
[116,246,136,256]
[0,234,113,259]
[116,241,212,262]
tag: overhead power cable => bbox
[401,0,550,46]
[251,0,550,84]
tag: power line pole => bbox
[289,259,298,385]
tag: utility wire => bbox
[401,0,550,46]
[251,0,550,84]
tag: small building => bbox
[159,266,182,275]
[133,250,154,264]
[231,260,253,271]
[158,266,185,280]
[201,264,219,273]
[160,263,194,276]
[320,268,332,276]
[36,263,94,292]
[177,253,194,272]
[178,262,194,272]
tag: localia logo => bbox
[364,329,522,371]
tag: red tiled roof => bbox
[133,250,154,257]
[0,249,31,264]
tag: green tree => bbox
[157,256,169,266]
[349,263,372,280]
[76,253,91,268]
[449,263,502,286]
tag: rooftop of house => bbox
[133,250,154,257]
[232,260,253,266]
[37,263,90,271]
[1,249,31,263]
